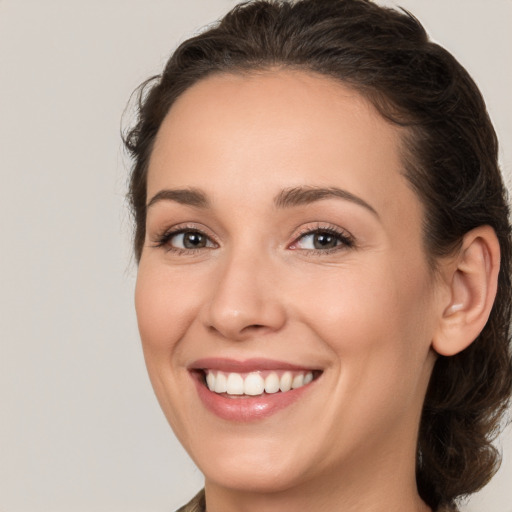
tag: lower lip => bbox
[191,372,317,422]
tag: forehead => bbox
[148,70,421,227]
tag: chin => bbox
[201,457,306,494]
[186,433,314,493]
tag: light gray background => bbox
[1,1,511,511]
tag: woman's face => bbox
[136,71,442,494]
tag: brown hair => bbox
[123,0,512,509]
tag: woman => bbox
[123,1,512,510]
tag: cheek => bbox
[298,266,436,444]
[135,262,202,355]
[292,259,435,382]
[134,261,206,432]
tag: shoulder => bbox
[175,489,205,512]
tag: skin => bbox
[135,70,448,512]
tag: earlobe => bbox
[432,226,500,357]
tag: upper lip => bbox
[188,357,318,373]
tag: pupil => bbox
[314,233,336,249]
[184,232,205,248]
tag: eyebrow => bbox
[146,185,378,217]
[274,186,379,217]
[147,188,210,209]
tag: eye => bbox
[289,226,354,253]
[153,228,217,253]
[171,231,212,249]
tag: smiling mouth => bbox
[189,359,324,420]
[199,369,322,397]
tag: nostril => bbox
[242,324,267,333]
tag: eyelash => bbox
[152,224,217,256]
[152,223,355,256]
[290,224,355,255]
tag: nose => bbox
[200,250,286,341]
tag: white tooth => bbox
[291,373,304,389]
[264,372,280,394]
[280,371,292,392]
[226,373,244,395]
[304,372,313,385]
[244,372,265,396]
[206,371,216,391]
[214,372,227,393]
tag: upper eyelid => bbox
[159,223,351,238]
[290,223,354,241]
[158,223,218,241]
[294,224,350,236]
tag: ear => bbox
[432,225,500,357]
